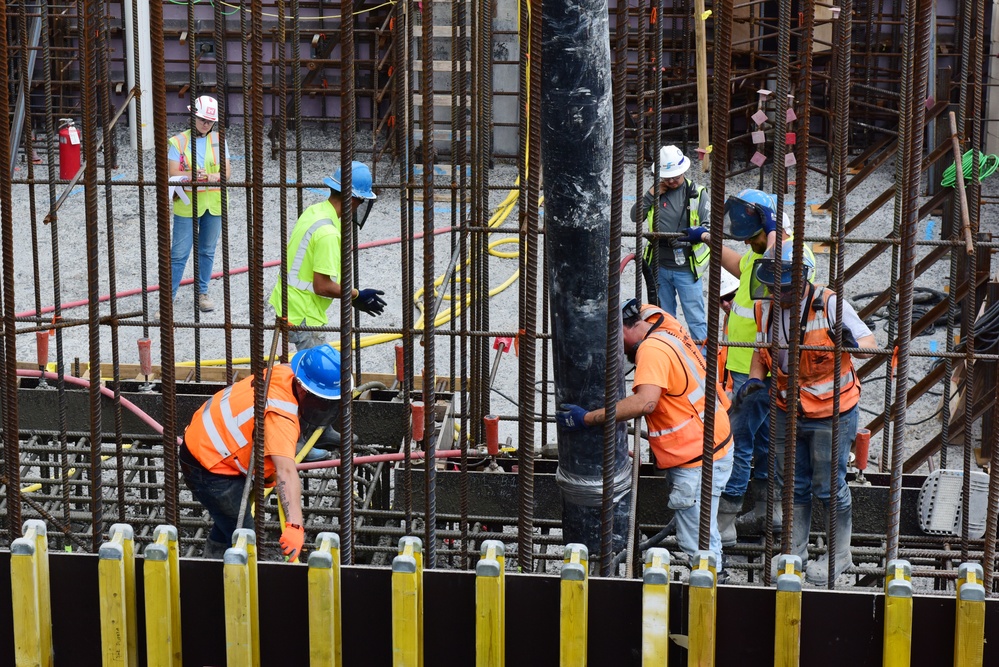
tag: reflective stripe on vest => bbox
[287,217,335,292]
[642,181,710,276]
[172,131,221,193]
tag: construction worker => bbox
[745,244,875,583]
[715,190,815,546]
[270,160,386,351]
[556,299,733,572]
[180,344,344,560]
[631,145,711,346]
[716,268,741,398]
[164,95,232,317]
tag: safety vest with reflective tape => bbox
[727,235,814,374]
[754,285,861,419]
[636,305,733,469]
[269,199,342,327]
[642,179,710,278]
[183,365,300,477]
[168,130,223,217]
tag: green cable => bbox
[941,149,999,187]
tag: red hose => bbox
[297,448,463,471]
[16,225,456,319]
[620,252,636,273]
[15,369,182,446]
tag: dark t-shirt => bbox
[630,183,711,271]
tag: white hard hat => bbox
[655,145,690,179]
[719,268,740,298]
[781,210,793,234]
[188,95,219,123]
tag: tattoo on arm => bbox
[643,401,656,415]
[276,480,290,515]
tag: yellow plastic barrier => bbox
[953,562,985,667]
[10,519,53,667]
[143,538,177,666]
[224,529,260,667]
[773,554,803,667]
[688,550,717,667]
[99,524,137,666]
[392,536,424,667]
[882,559,913,667]
[560,543,588,667]
[308,532,343,667]
[476,540,506,667]
[641,547,671,666]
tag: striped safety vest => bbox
[168,130,223,217]
[642,179,711,278]
[637,305,733,469]
[183,365,300,476]
[754,285,861,418]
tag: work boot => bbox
[296,438,332,463]
[772,502,811,580]
[735,479,783,535]
[198,293,215,312]
[203,538,229,559]
[805,500,854,585]
[717,494,743,548]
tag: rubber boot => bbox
[735,479,783,535]
[296,438,332,462]
[203,538,229,559]
[717,495,743,548]
[771,502,811,580]
[805,500,854,585]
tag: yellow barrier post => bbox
[392,536,424,667]
[773,554,803,667]
[143,540,176,667]
[953,562,985,667]
[99,524,137,666]
[883,559,913,667]
[151,525,183,666]
[560,543,588,667]
[308,532,343,667]
[11,520,53,667]
[224,529,260,667]
[688,550,717,667]
[476,540,506,667]
[641,547,671,666]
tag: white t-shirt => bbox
[762,288,872,373]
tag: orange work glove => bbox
[890,345,899,382]
[280,522,305,562]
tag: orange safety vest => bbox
[183,365,300,477]
[754,285,861,418]
[637,305,733,470]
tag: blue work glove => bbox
[760,207,778,235]
[353,288,387,316]
[682,226,708,245]
[556,404,590,431]
[734,378,765,407]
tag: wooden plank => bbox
[694,0,711,171]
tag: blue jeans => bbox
[656,266,707,346]
[774,405,857,507]
[665,446,733,568]
[171,212,222,299]
[180,445,252,556]
[724,372,771,498]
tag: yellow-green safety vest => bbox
[642,179,710,278]
[725,235,815,375]
[169,130,223,217]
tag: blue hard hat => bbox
[753,242,815,289]
[323,161,377,200]
[291,345,343,400]
[724,189,777,240]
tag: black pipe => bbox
[542,0,631,554]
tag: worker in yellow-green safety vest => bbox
[630,145,711,347]
[270,161,386,354]
[714,188,815,547]
[162,95,232,319]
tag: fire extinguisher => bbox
[58,118,81,180]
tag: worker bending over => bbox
[557,299,733,573]
[180,344,344,560]
[631,145,711,345]
[743,245,875,583]
[270,160,386,352]
[714,190,815,545]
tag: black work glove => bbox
[353,288,387,315]
[732,378,765,410]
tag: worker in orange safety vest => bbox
[180,344,344,560]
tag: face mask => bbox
[297,390,342,429]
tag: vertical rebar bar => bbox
[214,0,234,382]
